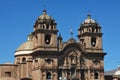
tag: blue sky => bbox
[0,0,120,71]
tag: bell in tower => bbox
[77,14,103,52]
[32,10,58,51]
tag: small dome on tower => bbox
[38,10,51,19]
[80,14,101,28]
[34,9,56,26]
[84,14,96,24]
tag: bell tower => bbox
[32,10,58,51]
[77,15,103,52]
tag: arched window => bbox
[89,28,91,32]
[51,26,53,30]
[96,28,98,32]
[94,73,98,79]
[46,25,49,29]
[45,35,51,44]
[43,25,45,29]
[46,72,51,79]
[22,58,26,63]
[91,38,96,47]
[92,28,94,32]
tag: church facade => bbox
[0,10,106,80]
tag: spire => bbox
[58,33,62,39]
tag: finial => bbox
[43,9,47,14]
[88,14,91,19]
[87,10,91,19]
[70,28,74,38]
[59,33,61,37]
[58,33,62,39]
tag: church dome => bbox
[16,41,34,51]
[115,70,120,76]
[34,9,56,26]
[15,34,34,56]
[15,41,34,56]
[79,14,101,30]
[38,10,52,20]
[115,66,120,76]
[37,10,55,22]
[33,9,57,31]
[84,15,96,24]
[82,14,99,25]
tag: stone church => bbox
[0,9,106,80]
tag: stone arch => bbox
[22,57,26,63]
[94,72,99,79]
[62,43,85,57]
[62,43,83,55]
[46,72,51,79]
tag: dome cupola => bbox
[78,14,102,36]
[80,14,101,30]
[84,14,96,24]
[34,10,57,31]
[38,10,51,20]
